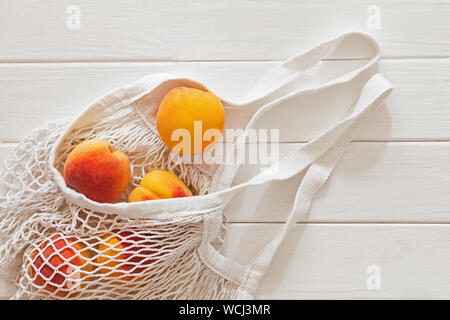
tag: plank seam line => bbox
[0,57,448,64]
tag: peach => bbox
[28,234,93,297]
[128,170,192,203]
[156,87,225,155]
[63,138,130,203]
[97,231,157,282]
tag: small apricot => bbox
[97,231,157,282]
[156,87,225,155]
[128,170,193,203]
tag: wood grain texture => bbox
[1,60,450,142]
[1,141,449,223]
[222,224,450,299]
[1,1,449,61]
[2,223,450,299]
[1,0,449,301]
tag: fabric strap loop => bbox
[199,73,393,297]
[236,74,393,298]
[245,32,380,104]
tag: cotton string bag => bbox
[0,32,393,299]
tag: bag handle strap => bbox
[241,32,380,106]
[215,73,392,202]
[214,32,381,169]
[199,73,393,291]
[236,74,393,298]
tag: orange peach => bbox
[97,231,157,282]
[128,170,192,202]
[28,234,93,297]
[63,138,130,203]
[156,87,225,155]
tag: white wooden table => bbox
[1,0,450,299]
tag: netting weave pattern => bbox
[0,92,236,299]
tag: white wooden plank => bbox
[0,61,272,142]
[1,142,449,223]
[2,223,450,299]
[258,59,450,142]
[1,60,450,142]
[1,1,449,61]
[228,142,450,223]
[222,224,450,299]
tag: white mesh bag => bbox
[0,32,392,300]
